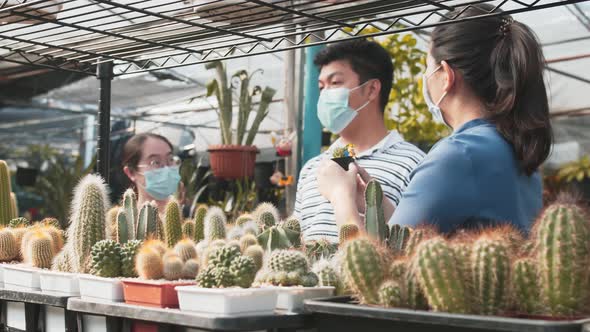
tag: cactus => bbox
[42,225,64,254]
[0,161,13,226]
[227,226,244,240]
[41,218,60,228]
[241,221,259,236]
[450,240,474,292]
[253,202,279,230]
[313,259,343,293]
[364,180,387,243]
[196,244,256,288]
[535,202,590,316]
[0,228,18,261]
[164,200,183,248]
[471,235,510,315]
[243,245,264,271]
[137,201,159,241]
[196,265,218,288]
[301,272,319,287]
[51,247,72,272]
[121,240,142,278]
[209,246,241,268]
[269,250,309,273]
[144,239,167,257]
[256,249,316,287]
[512,257,539,314]
[341,238,385,304]
[414,237,469,313]
[339,223,360,243]
[136,246,164,280]
[305,239,338,263]
[106,206,119,241]
[378,280,404,307]
[90,240,122,278]
[204,207,227,241]
[283,216,301,233]
[115,208,130,244]
[9,217,29,228]
[194,205,208,242]
[10,226,28,260]
[174,239,197,262]
[122,189,138,238]
[388,224,411,256]
[235,213,253,227]
[239,234,258,252]
[404,226,437,257]
[183,259,200,279]
[163,254,184,280]
[66,174,109,273]
[10,192,18,220]
[183,221,196,239]
[257,225,299,252]
[229,256,257,288]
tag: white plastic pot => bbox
[0,0,62,24]
[275,286,335,313]
[79,275,123,302]
[40,270,80,296]
[176,286,277,316]
[3,264,41,291]
[0,263,6,288]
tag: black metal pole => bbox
[97,61,113,184]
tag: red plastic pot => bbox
[208,145,259,179]
[122,279,196,308]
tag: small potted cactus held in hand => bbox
[331,144,356,171]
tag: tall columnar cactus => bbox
[137,201,159,241]
[194,205,208,242]
[122,189,138,237]
[364,180,387,243]
[183,221,196,239]
[204,207,227,242]
[115,208,130,244]
[121,240,142,277]
[164,200,183,248]
[389,224,412,256]
[174,239,197,262]
[512,257,539,314]
[404,226,437,257]
[90,240,122,278]
[535,202,590,316]
[9,192,18,220]
[0,228,18,261]
[414,237,469,313]
[471,235,510,315]
[378,280,404,308]
[66,174,110,273]
[342,238,385,304]
[339,223,359,243]
[0,160,13,226]
[106,206,120,241]
[163,253,184,281]
[136,246,164,280]
[253,202,279,230]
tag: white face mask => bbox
[422,65,448,126]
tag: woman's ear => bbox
[441,60,455,93]
[123,166,135,183]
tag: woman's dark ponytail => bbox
[431,5,552,175]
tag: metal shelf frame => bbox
[0,0,586,179]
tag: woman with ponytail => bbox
[316,4,552,233]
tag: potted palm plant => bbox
[206,61,276,180]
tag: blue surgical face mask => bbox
[317,80,372,133]
[423,65,448,125]
[140,166,181,201]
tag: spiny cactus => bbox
[415,237,469,313]
[137,201,159,241]
[239,234,258,252]
[204,207,227,242]
[144,239,167,257]
[66,174,110,273]
[163,253,184,280]
[342,238,385,304]
[209,246,241,268]
[115,208,130,244]
[0,228,18,261]
[512,257,539,314]
[106,206,119,241]
[196,245,256,288]
[193,205,208,242]
[121,240,142,278]
[9,217,29,228]
[313,259,343,294]
[241,220,259,236]
[305,239,338,264]
[389,258,427,309]
[253,202,279,230]
[388,224,411,256]
[174,239,197,262]
[236,214,253,227]
[257,225,300,252]
[9,192,17,220]
[243,244,264,271]
[283,216,301,233]
[269,250,309,273]
[90,240,122,278]
[122,189,138,238]
[229,256,257,288]
[183,259,199,279]
[471,235,510,315]
[488,224,523,254]
[227,225,244,240]
[404,226,437,257]
[535,202,590,316]
[339,223,359,243]
[41,218,60,228]
[0,161,12,226]
[364,180,387,243]
[164,200,183,248]
[10,226,27,260]
[136,246,164,280]
[378,280,404,308]
[51,246,72,272]
[41,225,63,254]
[182,221,196,239]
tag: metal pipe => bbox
[97,61,113,183]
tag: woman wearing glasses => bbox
[122,133,183,213]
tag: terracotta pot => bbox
[208,145,259,179]
[122,279,196,308]
[131,321,158,332]
[332,157,355,171]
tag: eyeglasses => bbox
[137,156,181,170]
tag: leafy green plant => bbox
[178,157,211,215]
[209,178,257,222]
[557,156,590,183]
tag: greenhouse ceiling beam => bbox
[546,52,590,64]
[245,0,354,28]
[547,66,590,85]
[543,35,590,47]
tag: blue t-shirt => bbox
[389,118,542,233]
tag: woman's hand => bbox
[317,159,362,227]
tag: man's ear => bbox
[368,79,382,104]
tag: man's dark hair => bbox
[314,39,393,111]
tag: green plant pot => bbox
[332,157,354,171]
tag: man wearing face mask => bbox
[294,39,425,243]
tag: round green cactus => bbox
[229,256,257,288]
[196,265,217,288]
[8,217,29,228]
[209,246,241,269]
[51,246,72,272]
[235,214,254,227]
[269,250,309,273]
[0,228,18,261]
[174,239,197,262]
[342,238,385,305]
[379,280,404,307]
[121,240,142,278]
[243,244,264,271]
[313,259,343,293]
[239,234,258,252]
[283,216,301,233]
[163,255,184,281]
[339,223,359,243]
[182,259,199,279]
[90,240,122,278]
[253,202,279,230]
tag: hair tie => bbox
[500,17,513,36]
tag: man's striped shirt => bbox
[294,131,425,243]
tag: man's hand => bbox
[317,159,358,203]
[353,163,373,214]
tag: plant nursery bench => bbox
[304,297,590,332]
[0,289,77,332]
[68,297,311,332]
